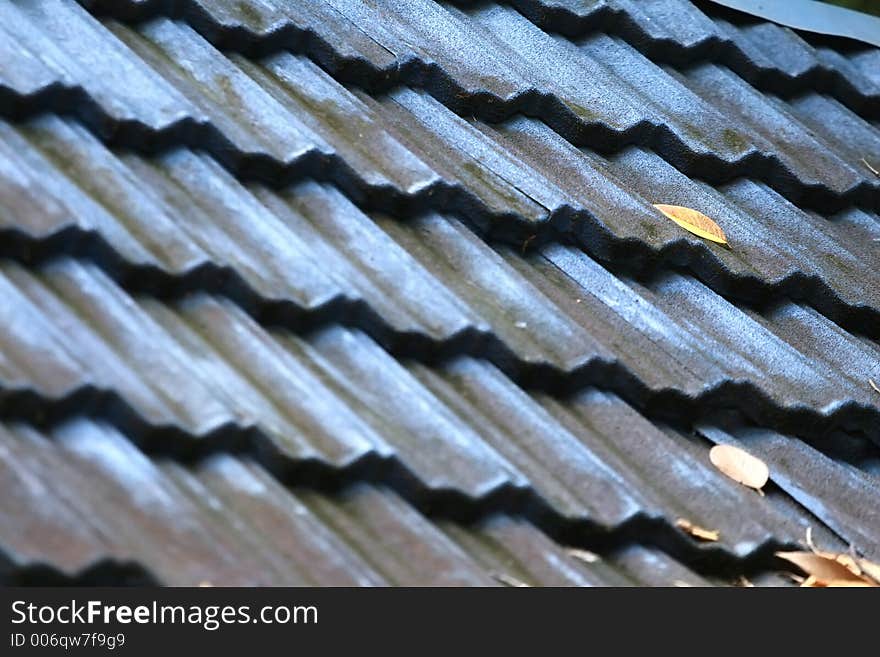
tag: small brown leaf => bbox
[817,550,880,584]
[709,444,769,491]
[780,531,880,587]
[653,204,728,245]
[776,551,859,582]
[828,552,863,578]
[675,518,720,542]
[776,551,879,587]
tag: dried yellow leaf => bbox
[652,204,728,244]
[817,551,880,585]
[869,378,880,394]
[776,551,879,587]
[827,552,863,577]
[709,444,769,491]
[675,518,720,542]
[776,551,860,582]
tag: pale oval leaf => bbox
[709,444,769,490]
[653,204,728,244]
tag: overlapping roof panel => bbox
[0,0,878,586]
[2,418,730,586]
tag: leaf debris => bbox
[803,525,817,551]
[491,572,531,588]
[776,529,880,587]
[709,444,769,493]
[862,157,880,177]
[869,378,880,394]
[567,548,600,564]
[675,518,720,542]
[652,204,728,245]
[776,552,862,584]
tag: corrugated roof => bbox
[0,418,807,586]
[0,0,878,586]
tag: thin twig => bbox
[491,572,530,587]
[861,157,880,177]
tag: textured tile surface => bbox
[0,0,878,586]
[1,419,725,586]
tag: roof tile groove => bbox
[461,0,880,110]
[4,1,879,216]
[1,0,878,586]
[2,224,880,440]
[0,418,852,584]
[3,5,878,323]
[0,259,876,558]
[3,82,880,339]
[1,418,740,586]
[77,0,880,119]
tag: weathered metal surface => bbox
[0,0,877,585]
